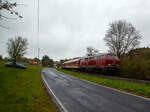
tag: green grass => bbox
[56,68,150,98]
[0,61,57,112]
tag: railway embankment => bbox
[74,71,150,86]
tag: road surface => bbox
[41,68,150,112]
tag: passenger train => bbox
[62,53,120,71]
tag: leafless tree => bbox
[86,46,99,56]
[0,0,23,19]
[7,36,28,66]
[104,20,142,59]
[0,0,23,28]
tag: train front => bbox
[105,54,120,70]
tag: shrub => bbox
[119,57,150,80]
[0,55,2,60]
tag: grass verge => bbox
[0,61,57,112]
[56,68,150,98]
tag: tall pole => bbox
[38,0,40,59]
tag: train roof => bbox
[63,53,117,64]
[63,58,80,64]
[95,53,116,56]
[80,53,116,59]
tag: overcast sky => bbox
[0,0,150,61]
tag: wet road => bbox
[41,68,150,112]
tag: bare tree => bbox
[0,0,22,28]
[86,46,99,56]
[104,20,142,59]
[7,37,28,66]
[0,0,22,19]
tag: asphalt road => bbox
[42,68,150,112]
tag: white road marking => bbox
[42,74,68,112]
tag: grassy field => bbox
[56,68,150,98]
[0,61,57,112]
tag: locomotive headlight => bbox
[108,64,111,66]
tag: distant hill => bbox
[128,47,150,59]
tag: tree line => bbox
[0,36,54,67]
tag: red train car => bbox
[80,53,119,71]
[62,59,80,69]
[62,53,120,71]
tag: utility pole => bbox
[37,0,40,60]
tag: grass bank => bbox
[0,61,57,112]
[56,68,150,98]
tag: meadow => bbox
[0,61,57,112]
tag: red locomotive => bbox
[62,53,120,71]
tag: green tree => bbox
[33,57,40,62]
[42,55,54,67]
[4,57,8,61]
[118,47,150,80]
[0,55,2,60]
[7,36,28,66]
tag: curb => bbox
[41,71,68,112]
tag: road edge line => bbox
[80,78,150,101]
[41,72,68,112]
[57,70,150,101]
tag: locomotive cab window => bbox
[108,55,118,59]
[114,56,119,60]
[108,55,114,59]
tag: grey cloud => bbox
[0,0,150,60]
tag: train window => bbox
[108,55,113,59]
[89,57,94,60]
[91,57,94,60]
[96,56,101,59]
[101,55,105,59]
[85,58,88,61]
[94,56,97,59]
[114,56,119,59]
[108,55,118,59]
